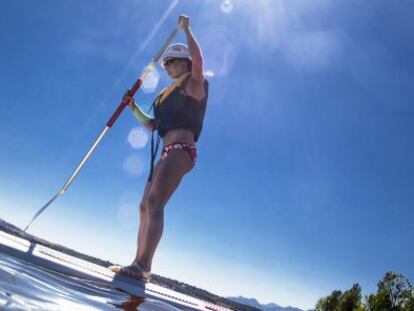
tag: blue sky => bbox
[1,0,414,309]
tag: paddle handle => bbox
[106,78,144,128]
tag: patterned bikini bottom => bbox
[161,142,197,164]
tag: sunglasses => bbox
[163,58,177,67]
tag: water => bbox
[0,253,184,311]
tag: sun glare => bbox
[122,153,145,176]
[116,192,139,230]
[142,66,160,93]
[205,70,215,77]
[127,127,148,149]
[220,0,234,13]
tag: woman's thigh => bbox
[146,148,194,209]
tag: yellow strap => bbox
[156,73,191,106]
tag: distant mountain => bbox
[227,296,313,311]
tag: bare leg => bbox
[109,178,156,281]
[136,148,194,271]
[134,161,160,264]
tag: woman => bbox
[110,15,208,282]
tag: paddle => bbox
[24,22,182,232]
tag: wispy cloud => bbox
[240,0,341,71]
[201,0,342,73]
[281,30,342,71]
[70,0,179,64]
[70,23,127,62]
[200,27,238,77]
[138,0,179,53]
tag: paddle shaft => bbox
[24,23,182,232]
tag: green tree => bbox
[315,272,413,311]
[366,292,391,311]
[316,290,342,311]
[315,285,365,311]
[338,284,363,311]
[403,289,414,311]
[366,272,413,311]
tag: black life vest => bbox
[153,75,209,142]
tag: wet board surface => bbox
[0,230,232,311]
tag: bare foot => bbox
[108,263,151,282]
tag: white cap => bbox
[160,43,191,68]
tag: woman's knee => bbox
[147,193,164,217]
[139,201,148,219]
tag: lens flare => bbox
[142,66,160,93]
[198,23,237,78]
[220,0,234,13]
[205,70,215,77]
[116,192,139,230]
[122,153,145,176]
[127,127,148,149]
